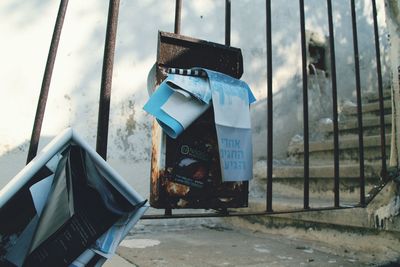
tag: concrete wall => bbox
[0,0,390,198]
[385,0,400,167]
[252,0,391,159]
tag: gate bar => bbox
[225,0,231,46]
[299,0,310,209]
[266,0,273,212]
[164,0,183,217]
[27,0,69,164]
[141,205,358,220]
[96,0,120,160]
[371,0,387,180]
[350,0,366,206]
[327,0,340,207]
[174,0,182,35]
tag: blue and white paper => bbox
[203,69,255,182]
[143,74,211,139]
[166,73,211,103]
[144,68,256,182]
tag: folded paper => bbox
[0,128,148,267]
[143,74,212,139]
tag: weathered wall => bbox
[252,0,390,160]
[386,0,400,167]
[0,0,390,198]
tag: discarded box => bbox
[0,128,148,267]
[148,32,253,209]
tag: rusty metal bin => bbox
[149,32,248,209]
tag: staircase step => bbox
[254,160,381,179]
[341,99,391,116]
[253,160,381,196]
[318,114,392,133]
[362,89,391,103]
[273,163,381,178]
[288,134,391,161]
[289,134,390,154]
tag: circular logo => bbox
[181,145,189,155]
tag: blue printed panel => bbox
[216,125,253,182]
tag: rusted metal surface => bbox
[150,119,165,205]
[156,32,243,85]
[96,0,120,160]
[27,0,69,164]
[150,32,247,209]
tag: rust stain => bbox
[150,119,160,205]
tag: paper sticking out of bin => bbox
[144,67,256,182]
[0,128,149,267]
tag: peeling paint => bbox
[373,195,400,229]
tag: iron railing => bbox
[27,0,391,219]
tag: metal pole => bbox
[299,0,310,210]
[174,0,182,34]
[327,0,340,207]
[96,0,120,160]
[371,0,387,180]
[350,0,366,206]
[26,0,69,164]
[266,0,273,212]
[165,0,184,217]
[225,0,231,46]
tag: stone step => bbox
[317,114,392,135]
[289,134,390,154]
[252,160,382,200]
[288,134,391,161]
[341,99,391,116]
[254,160,382,182]
[273,162,381,179]
[362,89,391,103]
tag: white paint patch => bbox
[303,248,314,254]
[254,244,271,254]
[277,255,293,260]
[374,196,400,228]
[120,239,161,249]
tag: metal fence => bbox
[27,0,391,219]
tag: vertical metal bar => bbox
[96,0,120,160]
[225,0,231,46]
[165,0,183,217]
[327,0,340,207]
[372,0,387,180]
[350,0,366,206]
[266,0,273,212]
[174,0,182,34]
[299,0,309,209]
[26,0,69,164]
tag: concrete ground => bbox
[103,217,399,267]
